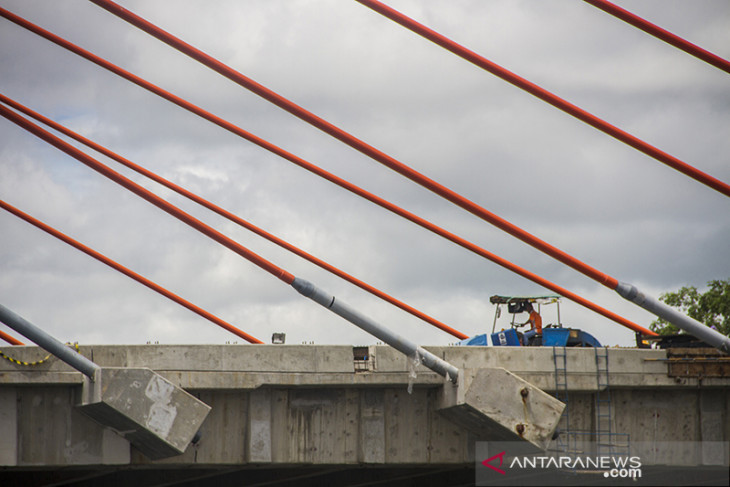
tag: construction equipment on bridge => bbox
[458,295,603,348]
[0,303,210,460]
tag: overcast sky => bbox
[1,0,728,349]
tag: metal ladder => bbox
[552,346,575,455]
[594,347,630,456]
[594,347,613,455]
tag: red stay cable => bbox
[79,0,619,288]
[0,94,468,340]
[0,99,654,336]
[584,0,730,74]
[354,0,730,199]
[0,103,295,288]
[0,329,24,346]
[0,10,657,335]
[83,0,730,290]
[0,199,264,344]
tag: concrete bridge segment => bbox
[0,344,728,486]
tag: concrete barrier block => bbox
[77,367,211,460]
[437,367,564,450]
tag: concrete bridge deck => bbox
[0,344,728,486]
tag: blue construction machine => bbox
[459,295,602,347]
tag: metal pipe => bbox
[616,282,730,354]
[0,303,101,378]
[491,305,499,334]
[292,278,460,382]
[0,12,656,336]
[583,0,730,74]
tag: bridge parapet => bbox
[2,344,727,389]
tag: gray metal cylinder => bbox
[0,303,101,378]
[616,282,730,354]
[292,278,459,382]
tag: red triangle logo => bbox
[482,450,507,475]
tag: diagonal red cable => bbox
[584,0,730,74]
[0,94,468,340]
[0,199,264,344]
[354,0,730,199]
[0,103,658,338]
[0,103,293,283]
[0,10,657,335]
[77,1,619,288]
[0,329,24,345]
[80,0,730,296]
[0,6,613,285]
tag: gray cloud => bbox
[1,0,728,348]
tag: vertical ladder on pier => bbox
[594,347,613,455]
[594,347,630,456]
[552,346,573,455]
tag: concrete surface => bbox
[78,367,211,459]
[0,344,728,485]
[438,367,564,450]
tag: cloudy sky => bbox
[1,0,728,349]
